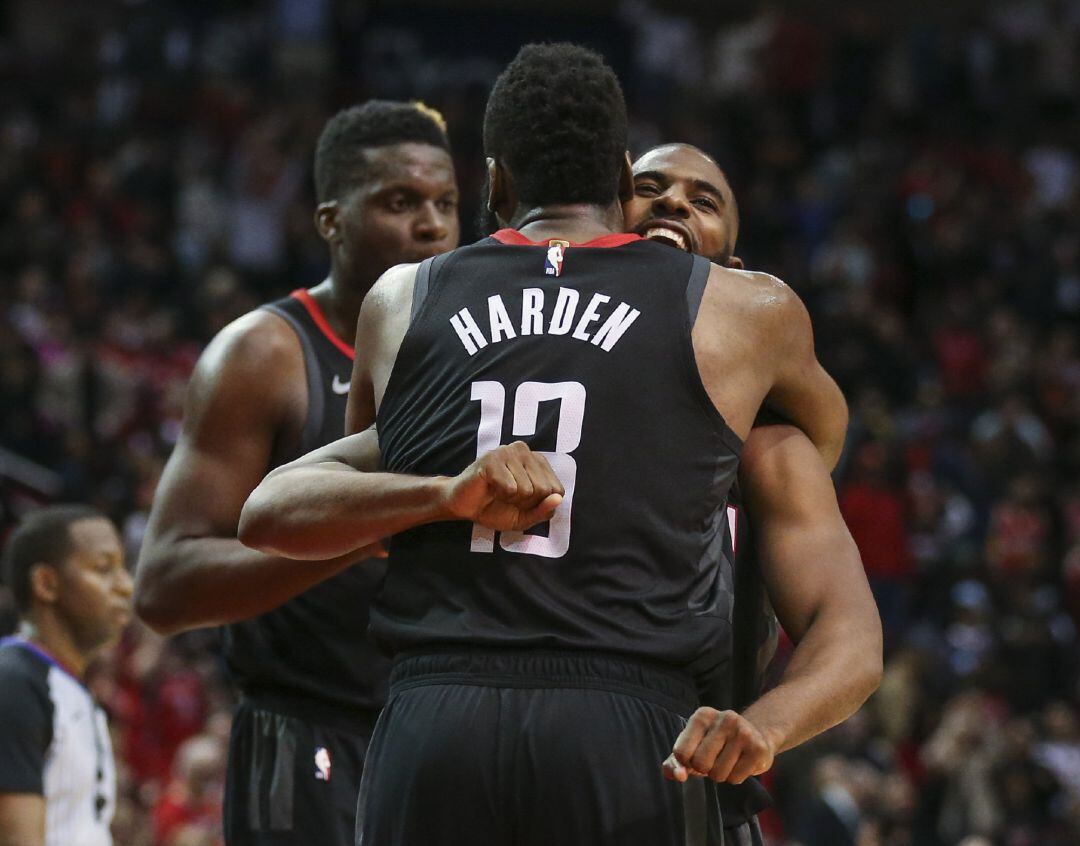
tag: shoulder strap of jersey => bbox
[262,302,324,460]
[410,251,455,326]
[685,255,713,325]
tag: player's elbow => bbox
[133,559,187,636]
[237,481,300,557]
[851,606,884,703]
[237,488,278,554]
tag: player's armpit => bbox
[0,792,45,846]
[760,290,848,470]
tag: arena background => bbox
[1,1,1079,844]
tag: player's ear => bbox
[315,201,342,245]
[29,562,61,605]
[726,255,745,270]
[617,151,634,203]
[487,158,511,227]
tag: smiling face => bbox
[623,144,740,266]
[321,142,460,292]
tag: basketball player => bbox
[133,101,459,845]
[240,43,847,843]
[624,143,882,845]
[0,506,132,846]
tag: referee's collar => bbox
[0,636,87,686]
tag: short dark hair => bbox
[314,100,451,202]
[639,142,741,259]
[2,505,103,614]
[483,43,628,208]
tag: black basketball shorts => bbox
[355,649,724,845]
[224,693,378,846]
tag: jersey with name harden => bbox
[374,231,743,673]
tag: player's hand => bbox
[661,708,775,784]
[443,441,564,532]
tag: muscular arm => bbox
[694,268,847,470]
[134,313,376,636]
[240,435,563,559]
[344,262,418,435]
[239,427,446,559]
[739,424,882,754]
[665,425,880,784]
[243,263,562,558]
[0,794,44,846]
[761,290,849,470]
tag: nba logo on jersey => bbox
[545,240,568,277]
[314,746,332,781]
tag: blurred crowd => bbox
[1,1,1079,844]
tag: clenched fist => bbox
[662,708,775,784]
[443,441,564,532]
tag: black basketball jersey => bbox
[220,289,388,712]
[696,480,780,711]
[374,230,743,673]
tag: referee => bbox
[0,505,132,846]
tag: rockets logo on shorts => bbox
[545,240,568,277]
[314,746,332,781]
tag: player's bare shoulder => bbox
[359,262,422,331]
[708,265,799,317]
[697,265,809,353]
[357,262,422,371]
[182,306,306,429]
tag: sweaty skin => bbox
[342,151,846,464]
[135,141,459,634]
[239,147,866,787]
[621,144,881,785]
[243,151,843,570]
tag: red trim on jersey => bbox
[491,229,642,249]
[290,289,355,360]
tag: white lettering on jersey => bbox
[590,302,641,351]
[450,307,488,356]
[487,295,517,343]
[520,288,544,335]
[572,293,610,341]
[548,287,579,335]
[449,287,640,355]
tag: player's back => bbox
[375,229,743,672]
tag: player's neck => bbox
[510,202,624,244]
[307,276,362,349]
[18,617,90,679]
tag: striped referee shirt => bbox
[0,638,115,846]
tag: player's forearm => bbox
[741,609,882,756]
[0,829,44,846]
[133,537,360,635]
[239,462,454,560]
[0,794,45,846]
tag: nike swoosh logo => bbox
[331,375,350,395]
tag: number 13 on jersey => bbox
[469,380,585,558]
